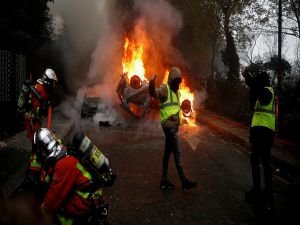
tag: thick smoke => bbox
[131,0,186,81]
[49,0,203,130]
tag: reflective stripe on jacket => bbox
[57,214,74,225]
[29,154,41,171]
[43,155,103,222]
[251,87,275,131]
[160,84,181,124]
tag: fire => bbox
[179,79,196,126]
[122,32,148,82]
[121,25,197,126]
[163,70,196,126]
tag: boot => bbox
[182,179,197,190]
[262,189,274,211]
[245,187,261,204]
[160,180,175,190]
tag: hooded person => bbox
[242,68,275,211]
[149,67,197,190]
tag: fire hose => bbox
[47,105,52,129]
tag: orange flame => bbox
[122,26,149,82]
[121,25,197,126]
[180,79,196,126]
[162,70,196,126]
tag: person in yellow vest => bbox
[242,68,275,210]
[149,67,197,190]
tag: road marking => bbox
[186,136,200,151]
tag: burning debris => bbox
[116,30,197,125]
[116,73,152,118]
[80,96,99,118]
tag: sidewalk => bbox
[197,108,300,182]
[0,116,74,197]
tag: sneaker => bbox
[182,179,197,190]
[245,188,261,204]
[160,180,175,190]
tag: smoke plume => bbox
[49,0,200,129]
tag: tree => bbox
[0,0,54,52]
[282,0,300,38]
[257,0,300,39]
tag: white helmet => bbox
[33,128,61,160]
[43,68,58,81]
[40,68,58,86]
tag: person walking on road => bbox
[242,67,275,210]
[149,67,197,190]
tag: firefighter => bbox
[242,68,275,210]
[34,128,115,225]
[17,68,58,177]
[149,67,197,190]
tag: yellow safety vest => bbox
[251,87,275,131]
[160,84,181,124]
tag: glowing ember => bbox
[130,75,142,89]
[181,99,192,116]
[179,79,196,126]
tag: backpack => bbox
[17,80,42,113]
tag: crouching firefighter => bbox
[33,128,116,225]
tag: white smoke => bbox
[49,0,192,129]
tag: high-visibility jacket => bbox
[160,84,181,124]
[42,154,103,225]
[251,87,275,131]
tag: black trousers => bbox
[162,127,186,183]
[251,142,273,194]
[250,126,274,195]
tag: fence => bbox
[0,49,26,105]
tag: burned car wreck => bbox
[116,73,194,122]
[116,73,154,118]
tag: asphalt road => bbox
[79,122,299,225]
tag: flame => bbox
[121,24,197,126]
[179,79,196,126]
[162,70,197,126]
[122,27,148,82]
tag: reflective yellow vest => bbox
[160,84,181,124]
[251,87,275,131]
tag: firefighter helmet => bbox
[33,128,60,160]
[39,68,58,86]
[43,68,57,81]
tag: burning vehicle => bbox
[116,24,197,126]
[116,73,152,118]
[81,96,99,118]
[116,71,196,125]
